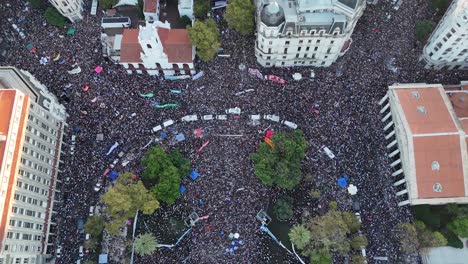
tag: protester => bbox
[0,0,466,263]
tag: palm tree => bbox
[289,225,311,250]
[134,233,157,256]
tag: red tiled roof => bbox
[120,29,143,63]
[395,88,458,135]
[157,28,193,63]
[144,0,158,13]
[414,135,465,199]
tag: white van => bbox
[181,115,198,122]
[152,125,162,132]
[163,119,174,127]
[202,115,213,120]
[89,206,94,216]
[263,115,280,122]
[216,115,227,120]
[282,120,298,129]
[323,146,335,159]
[78,246,84,257]
[226,107,241,115]
[250,115,261,120]
[85,234,90,240]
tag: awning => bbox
[67,28,76,35]
[108,171,119,181]
[179,185,186,194]
[190,170,199,180]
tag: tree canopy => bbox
[447,217,468,238]
[291,207,363,260]
[416,20,434,41]
[141,146,191,204]
[194,0,210,19]
[251,130,307,190]
[84,215,105,238]
[225,0,256,35]
[100,0,118,10]
[44,8,67,28]
[101,173,160,235]
[273,195,294,221]
[289,225,311,250]
[396,222,419,255]
[134,233,157,256]
[187,19,221,62]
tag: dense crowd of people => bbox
[1,0,467,263]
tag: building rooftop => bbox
[389,83,468,204]
[144,0,158,13]
[120,29,143,63]
[157,28,193,63]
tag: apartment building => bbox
[0,67,67,264]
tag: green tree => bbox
[151,166,181,204]
[187,19,221,61]
[225,0,255,35]
[44,8,67,28]
[168,150,191,178]
[305,209,350,256]
[350,235,368,250]
[431,0,449,11]
[134,233,157,256]
[351,255,367,264]
[101,173,160,235]
[251,130,307,190]
[100,0,118,9]
[416,20,434,41]
[448,217,468,238]
[309,249,332,264]
[396,222,419,255]
[309,189,321,199]
[328,201,338,211]
[84,215,104,238]
[180,15,192,28]
[289,225,311,250]
[342,211,361,234]
[273,196,294,221]
[414,220,448,248]
[136,0,145,19]
[142,147,190,204]
[29,0,44,9]
[84,239,98,252]
[194,0,210,19]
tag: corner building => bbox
[0,67,67,264]
[255,0,366,68]
[420,0,468,70]
[380,81,468,206]
[48,0,84,22]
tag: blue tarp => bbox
[179,185,186,194]
[98,254,108,264]
[161,132,168,139]
[337,175,349,187]
[190,170,199,180]
[108,171,118,181]
[176,133,185,142]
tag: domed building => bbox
[255,0,366,68]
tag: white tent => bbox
[292,73,302,80]
[347,184,358,195]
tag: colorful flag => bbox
[265,75,286,86]
[248,68,264,81]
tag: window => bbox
[285,41,290,45]
[146,44,152,49]
[417,106,427,115]
[265,62,270,66]
[433,183,442,192]
[314,47,318,51]
[284,48,288,54]
[299,40,303,44]
[306,47,310,51]
[431,161,440,170]
[297,47,301,51]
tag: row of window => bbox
[16,180,49,197]
[18,169,51,187]
[6,232,42,241]
[20,157,52,176]
[26,125,57,145]
[13,193,45,207]
[9,219,43,230]
[22,146,53,165]
[3,243,41,254]
[11,206,44,219]
[25,135,55,156]
[0,257,35,264]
